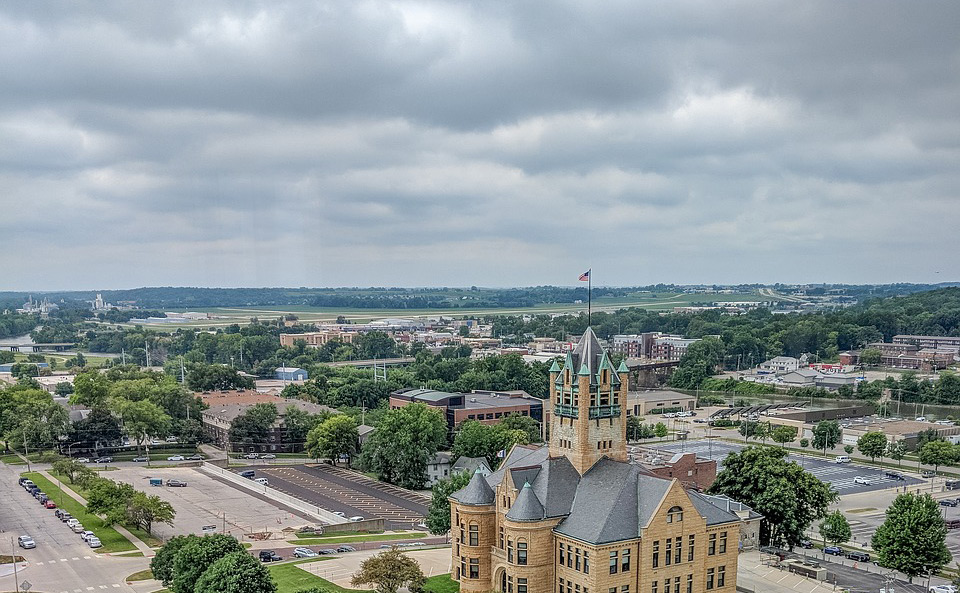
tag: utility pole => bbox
[22,431,30,472]
[11,536,19,593]
[145,340,150,367]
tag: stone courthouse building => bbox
[450,328,748,593]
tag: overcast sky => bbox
[2,1,959,290]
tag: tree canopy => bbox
[351,548,425,593]
[306,414,359,464]
[872,493,951,579]
[360,403,447,489]
[426,470,472,535]
[709,445,837,548]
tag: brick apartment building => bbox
[612,333,701,362]
[633,450,717,492]
[279,330,357,348]
[449,328,752,593]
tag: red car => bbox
[44,500,57,509]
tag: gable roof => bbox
[687,491,743,525]
[530,456,580,518]
[452,456,491,474]
[486,444,548,488]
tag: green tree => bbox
[228,403,278,449]
[812,420,842,456]
[856,431,888,463]
[170,534,246,593]
[360,403,447,489]
[709,445,836,548]
[887,440,907,468]
[452,420,529,468]
[799,438,810,449]
[426,470,472,535]
[919,440,956,474]
[150,534,198,585]
[52,458,87,483]
[843,445,854,455]
[71,371,111,408]
[186,363,254,391]
[818,511,852,546]
[128,490,176,534]
[872,492,951,581]
[770,425,797,447]
[86,478,135,526]
[111,398,170,454]
[626,416,643,441]
[306,415,359,465]
[194,550,276,593]
[54,382,74,396]
[860,348,882,365]
[654,422,668,441]
[499,413,542,443]
[351,548,426,593]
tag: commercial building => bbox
[199,391,335,453]
[279,330,357,348]
[757,356,801,374]
[626,390,698,416]
[275,366,308,381]
[449,328,748,593]
[840,341,955,371]
[632,450,718,492]
[389,388,544,431]
[892,335,960,351]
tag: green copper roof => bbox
[549,360,561,373]
[617,360,629,373]
[578,363,591,376]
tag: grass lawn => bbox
[126,569,155,581]
[288,532,425,545]
[0,453,25,465]
[424,574,458,593]
[49,471,164,548]
[269,559,367,593]
[21,472,137,554]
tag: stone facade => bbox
[450,328,746,593]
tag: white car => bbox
[80,530,96,542]
[76,457,91,463]
[834,456,851,463]
[167,455,185,461]
[332,511,346,517]
[854,476,872,485]
[17,535,35,549]
[294,547,319,558]
[87,536,102,548]
[930,585,958,593]
[71,523,86,534]
[349,516,364,522]
[255,477,270,486]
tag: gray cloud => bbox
[1,0,959,290]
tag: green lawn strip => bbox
[49,471,164,548]
[424,574,458,593]
[21,472,136,554]
[270,559,370,593]
[0,454,25,465]
[288,533,426,545]
[126,569,154,581]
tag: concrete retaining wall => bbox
[199,463,349,526]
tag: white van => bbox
[255,477,269,486]
[834,456,851,464]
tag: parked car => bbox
[332,511,346,517]
[58,511,73,522]
[923,470,937,478]
[167,455,185,461]
[853,476,872,485]
[71,523,86,534]
[185,454,203,461]
[80,531,96,542]
[349,516,364,522]
[243,453,259,459]
[946,480,960,490]
[38,494,49,504]
[255,477,269,486]
[930,585,959,593]
[165,436,178,442]
[318,549,338,555]
[18,535,36,549]
[32,489,45,499]
[18,477,29,487]
[55,508,67,518]
[294,547,319,558]
[799,540,814,549]
[945,519,960,530]
[166,479,187,487]
[87,536,102,548]
[258,550,281,562]
[336,545,356,553]
[94,457,113,464]
[260,454,276,459]
[76,457,91,463]
[132,456,149,462]
[239,470,255,479]
[940,498,959,507]
[885,471,906,481]
[823,546,843,555]
[834,456,851,464]
[846,551,871,562]
[44,500,57,509]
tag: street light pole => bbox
[11,536,20,593]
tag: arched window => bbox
[666,506,683,523]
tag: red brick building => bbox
[389,388,543,431]
[634,450,717,491]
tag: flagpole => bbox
[588,269,592,327]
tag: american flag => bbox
[579,270,590,281]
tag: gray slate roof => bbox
[506,482,545,522]
[688,492,747,525]
[451,469,495,506]
[530,456,580,518]
[452,456,491,475]
[486,445,548,488]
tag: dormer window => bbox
[667,506,683,523]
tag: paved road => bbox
[0,463,149,592]
[233,464,430,530]
[654,440,922,494]
[776,548,930,593]
[258,537,448,559]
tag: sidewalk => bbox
[737,552,837,593]
[39,469,156,557]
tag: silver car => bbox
[18,535,35,549]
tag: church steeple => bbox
[549,327,629,474]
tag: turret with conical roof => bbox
[549,327,628,474]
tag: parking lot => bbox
[106,466,316,539]
[655,440,923,494]
[236,464,430,530]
